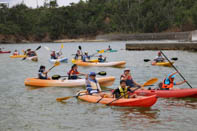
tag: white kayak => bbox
[49,57,68,63]
[24,76,115,87]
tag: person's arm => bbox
[175,80,187,85]
[169,72,177,78]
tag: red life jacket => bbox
[120,74,132,80]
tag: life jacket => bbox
[162,78,174,89]
[119,86,129,98]
[68,69,79,79]
[86,78,101,91]
[13,52,19,55]
[120,74,135,87]
[38,70,47,79]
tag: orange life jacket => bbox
[162,79,174,89]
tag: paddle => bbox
[90,49,105,57]
[48,61,60,72]
[144,57,178,62]
[22,46,41,60]
[160,50,193,88]
[56,89,113,102]
[106,78,158,106]
[52,71,107,80]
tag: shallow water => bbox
[0,41,197,131]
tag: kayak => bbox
[27,56,38,62]
[78,93,157,107]
[10,55,26,58]
[72,59,98,63]
[24,76,115,87]
[73,61,126,68]
[49,57,68,63]
[0,51,11,54]
[151,61,174,67]
[134,88,197,98]
[96,49,118,52]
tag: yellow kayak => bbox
[152,61,174,67]
[72,59,98,63]
[10,55,26,58]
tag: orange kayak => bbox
[24,76,115,87]
[78,94,157,107]
[73,61,126,68]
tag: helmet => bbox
[158,51,161,55]
[89,72,96,76]
[99,54,102,57]
[124,68,130,72]
[84,51,88,54]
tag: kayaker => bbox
[13,50,19,55]
[26,49,37,57]
[68,64,85,79]
[112,80,137,98]
[51,51,58,59]
[107,45,112,51]
[38,65,49,80]
[98,55,106,63]
[56,50,63,58]
[120,68,142,88]
[86,72,102,95]
[161,72,187,90]
[74,50,81,60]
[154,51,165,62]
[82,51,90,62]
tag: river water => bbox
[0,41,197,131]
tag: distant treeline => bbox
[0,0,197,41]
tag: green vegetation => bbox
[0,0,197,41]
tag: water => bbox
[0,41,197,131]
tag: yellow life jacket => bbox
[119,86,129,98]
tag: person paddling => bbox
[51,51,58,59]
[112,80,137,98]
[26,49,37,57]
[38,65,49,79]
[154,51,165,62]
[98,55,106,63]
[74,50,81,60]
[160,72,187,90]
[120,68,142,89]
[67,64,85,79]
[82,51,90,62]
[86,72,102,95]
[107,45,112,51]
[13,50,19,55]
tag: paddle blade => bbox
[78,46,82,50]
[97,71,106,76]
[61,44,64,49]
[98,49,105,53]
[144,59,151,62]
[56,96,72,102]
[52,74,61,80]
[54,61,60,66]
[35,46,41,51]
[143,78,158,87]
[44,46,51,51]
[171,57,178,61]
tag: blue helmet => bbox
[89,72,96,76]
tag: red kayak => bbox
[78,94,157,107]
[0,51,11,54]
[134,88,197,98]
